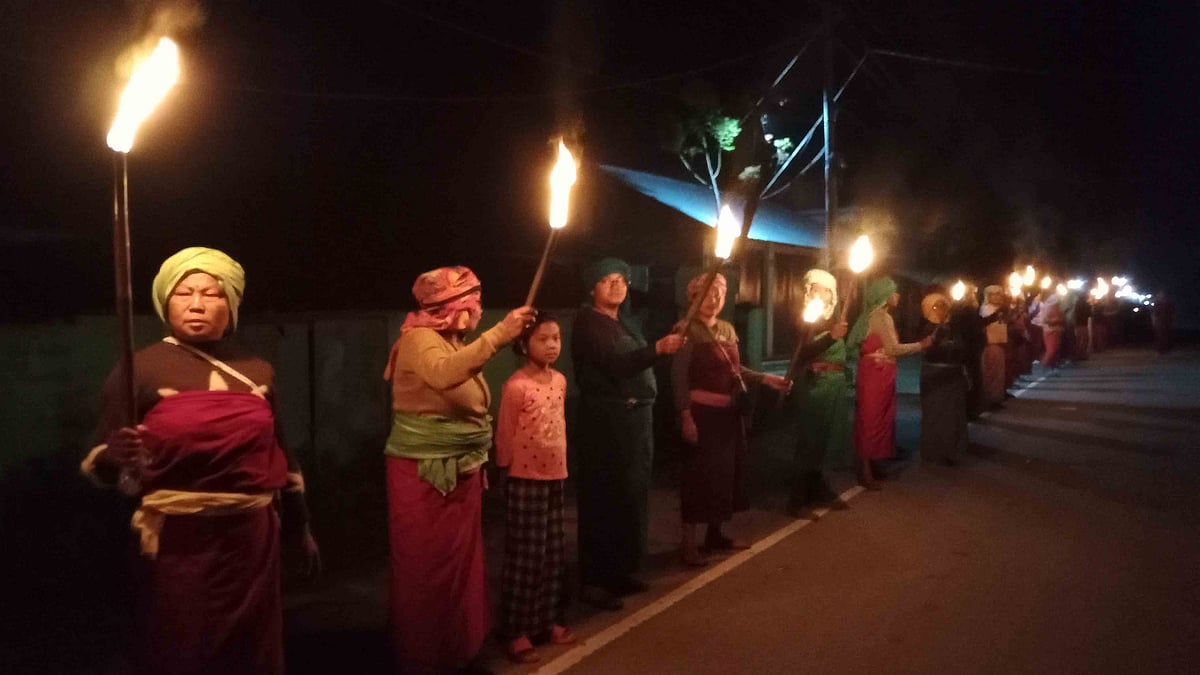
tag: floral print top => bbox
[495,368,568,480]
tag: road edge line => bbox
[1011,368,1053,399]
[532,485,867,675]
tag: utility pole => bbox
[821,1,837,269]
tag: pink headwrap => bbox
[686,272,727,300]
[399,266,482,334]
[386,267,483,381]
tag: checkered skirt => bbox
[501,477,567,639]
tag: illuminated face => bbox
[167,272,231,343]
[525,321,562,366]
[592,273,628,310]
[987,291,1005,306]
[808,282,834,308]
[450,291,483,332]
[696,285,727,321]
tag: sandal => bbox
[506,636,541,664]
[550,625,577,645]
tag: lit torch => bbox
[1023,265,1036,287]
[713,204,740,260]
[1040,275,1052,291]
[524,140,577,306]
[784,296,829,384]
[802,296,827,324]
[1008,271,1024,300]
[838,234,875,322]
[1092,277,1110,300]
[1055,283,1068,297]
[951,280,966,302]
[106,36,181,494]
[679,204,741,331]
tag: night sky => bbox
[1,1,1196,326]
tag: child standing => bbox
[495,314,575,663]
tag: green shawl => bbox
[846,277,898,357]
[384,411,492,494]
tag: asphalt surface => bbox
[546,348,1200,674]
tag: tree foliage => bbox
[662,80,821,213]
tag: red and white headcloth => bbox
[398,266,483,335]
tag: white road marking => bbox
[1012,369,1053,398]
[972,369,1054,423]
[533,485,867,675]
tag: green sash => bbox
[384,412,492,494]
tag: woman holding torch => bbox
[572,257,683,610]
[847,278,931,489]
[381,266,535,674]
[81,247,319,675]
[787,268,851,517]
[1040,292,1066,369]
[919,291,969,466]
[671,272,790,565]
[979,285,1009,408]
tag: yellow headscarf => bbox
[151,247,246,329]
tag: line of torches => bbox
[936,264,1128,310]
[107,37,1142,437]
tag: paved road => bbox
[548,348,1200,674]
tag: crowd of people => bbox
[81,247,1156,674]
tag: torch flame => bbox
[1008,271,1023,289]
[1023,265,1036,287]
[714,205,740,259]
[848,235,874,274]
[1040,275,1052,290]
[1093,277,1110,299]
[951,280,966,302]
[1055,283,1067,296]
[1009,286,1022,299]
[548,140,577,230]
[802,297,826,323]
[106,37,181,153]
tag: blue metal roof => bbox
[600,165,825,249]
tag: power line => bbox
[383,0,826,103]
[378,0,608,80]
[870,48,1051,77]
[225,31,820,105]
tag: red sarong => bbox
[854,334,897,460]
[136,391,288,675]
[1043,330,1063,368]
[387,457,490,673]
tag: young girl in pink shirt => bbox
[495,314,575,663]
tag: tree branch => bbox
[701,135,723,212]
[678,154,711,186]
[760,114,822,197]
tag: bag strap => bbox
[162,337,263,392]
